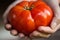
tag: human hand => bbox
[3,0,51,38]
[3,0,60,39]
[3,0,26,38]
[29,0,60,38]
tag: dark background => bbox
[0,0,15,18]
[0,0,19,40]
[0,0,60,40]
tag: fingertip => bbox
[19,33,25,38]
[30,31,40,38]
[38,26,44,31]
[10,29,18,36]
[38,26,48,30]
[30,31,51,38]
[5,24,12,31]
[38,26,49,32]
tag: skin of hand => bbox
[30,0,60,38]
[3,0,60,38]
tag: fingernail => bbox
[19,33,25,38]
[38,27,44,31]
[5,24,12,30]
[10,29,18,36]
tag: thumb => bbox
[38,26,55,34]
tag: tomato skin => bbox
[31,2,53,27]
[8,1,53,35]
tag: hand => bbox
[3,0,26,38]
[5,24,25,38]
[29,0,60,38]
[3,0,60,39]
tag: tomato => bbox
[7,1,53,35]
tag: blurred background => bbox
[0,0,60,40]
[0,0,19,40]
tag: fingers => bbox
[19,33,25,38]
[50,17,57,29]
[5,24,25,38]
[5,24,12,30]
[10,30,25,38]
[5,24,18,36]
[30,23,60,38]
[53,24,60,32]
[10,29,18,36]
[38,23,60,34]
[38,26,55,34]
[30,31,51,38]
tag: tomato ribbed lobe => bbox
[8,1,53,35]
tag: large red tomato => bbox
[7,1,53,35]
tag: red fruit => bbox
[7,1,53,35]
